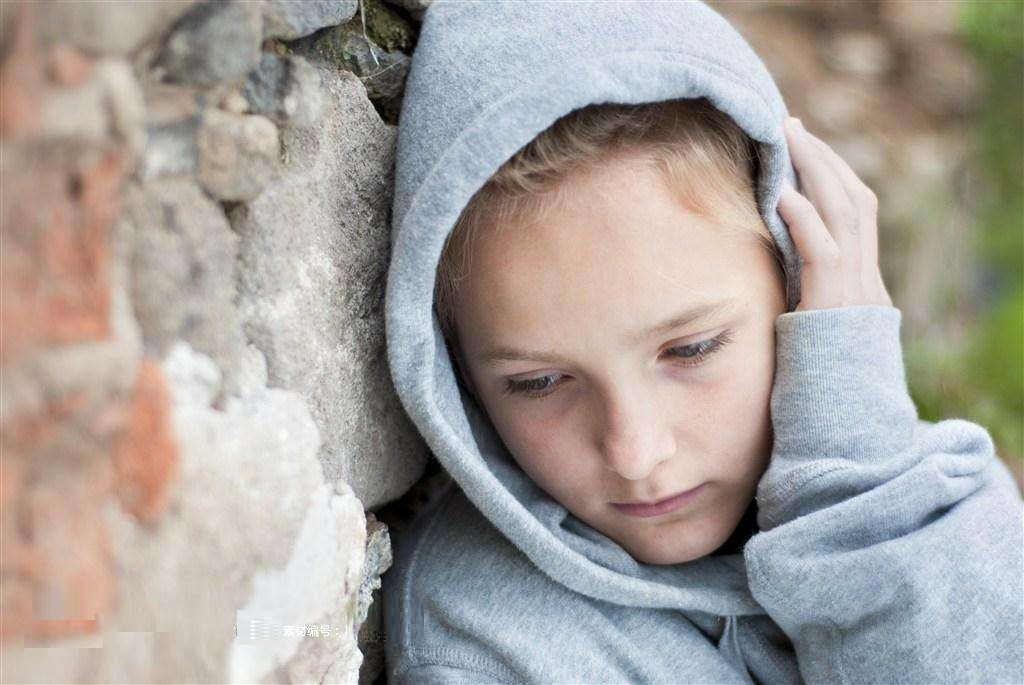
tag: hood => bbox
[384,0,801,618]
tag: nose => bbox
[598,389,677,481]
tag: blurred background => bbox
[710,0,1024,487]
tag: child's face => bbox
[452,155,787,565]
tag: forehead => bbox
[456,161,762,334]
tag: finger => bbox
[786,120,868,301]
[797,131,863,304]
[777,183,842,310]
[798,126,881,299]
[784,118,858,247]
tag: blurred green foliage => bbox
[906,0,1023,471]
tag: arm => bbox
[744,305,1024,684]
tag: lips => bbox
[611,483,707,518]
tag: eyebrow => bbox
[478,298,740,367]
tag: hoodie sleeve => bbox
[743,305,1024,685]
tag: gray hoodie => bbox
[380,1,1024,683]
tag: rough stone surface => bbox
[356,513,392,685]
[360,0,416,53]
[233,67,429,510]
[134,81,203,179]
[196,108,280,202]
[0,129,142,436]
[139,115,200,179]
[153,0,263,87]
[292,20,411,104]
[34,0,197,57]
[1,139,122,368]
[383,0,433,13]
[137,80,202,125]
[356,514,393,630]
[0,42,166,651]
[39,58,146,156]
[111,357,180,524]
[1,342,369,683]
[243,53,324,128]
[3,1,398,681]
[118,177,248,405]
[262,0,360,41]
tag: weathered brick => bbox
[45,45,95,88]
[24,459,114,640]
[0,2,43,138]
[113,358,180,524]
[0,451,40,643]
[0,143,127,363]
[0,392,115,643]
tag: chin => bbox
[624,524,724,565]
[628,542,710,566]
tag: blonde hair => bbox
[434,97,785,385]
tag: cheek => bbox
[691,334,774,416]
[484,401,588,488]
[685,337,774,466]
[727,323,776,402]
[719,340,776,470]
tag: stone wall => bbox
[0,1,1002,684]
[1,1,429,683]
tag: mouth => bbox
[611,483,707,518]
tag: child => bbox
[381,1,1024,683]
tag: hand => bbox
[778,116,893,312]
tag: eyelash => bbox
[502,330,735,399]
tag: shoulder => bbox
[381,482,562,682]
[384,480,554,607]
[382,478,572,620]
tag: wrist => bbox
[770,305,918,462]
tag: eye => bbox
[663,330,734,367]
[503,373,564,399]
[502,330,735,401]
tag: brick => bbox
[0,393,116,643]
[24,461,115,640]
[0,2,43,138]
[113,358,180,524]
[45,45,94,88]
[0,143,127,363]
